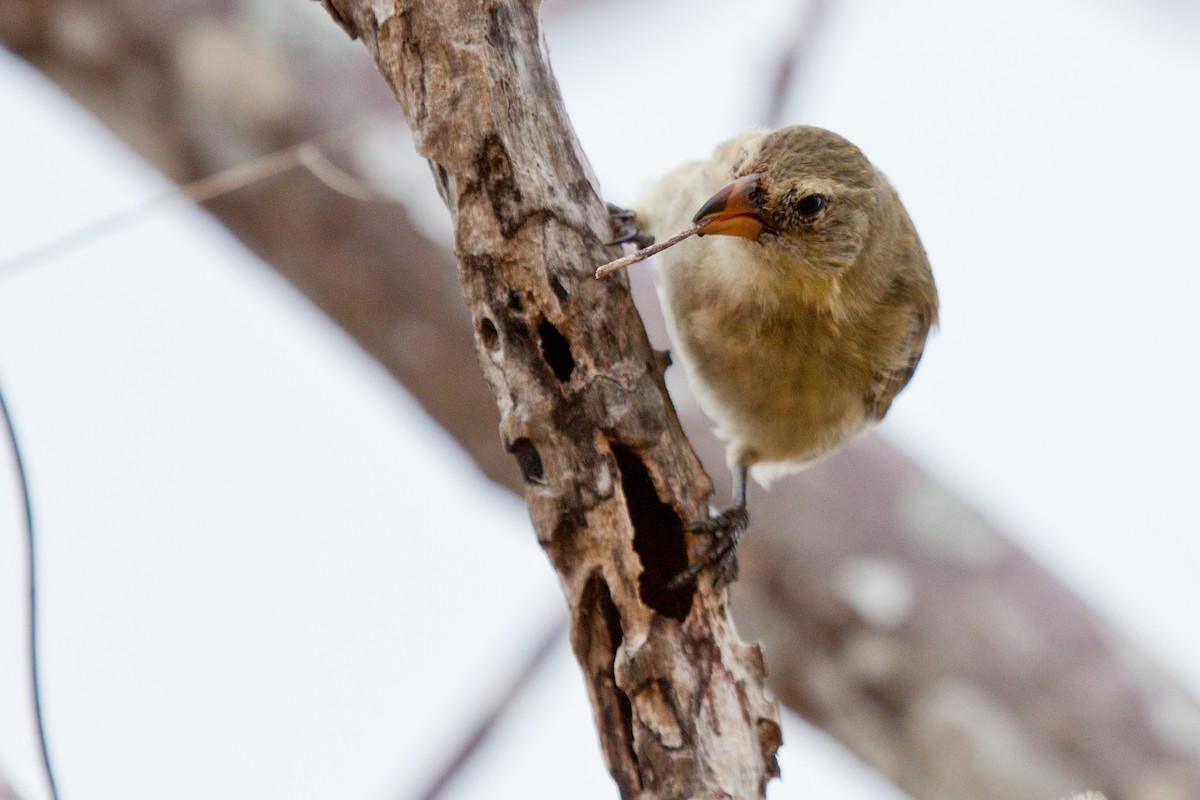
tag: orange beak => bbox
[692,173,767,239]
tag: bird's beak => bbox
[692,173,767,239]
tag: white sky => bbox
[1,0,1198,798]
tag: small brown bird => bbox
[629,125,938,584]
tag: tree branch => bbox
[314,0,780,796]
[5,1,1200,798]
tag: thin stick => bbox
[297,143,392,202]
[410,617,567,800]
[0,112,401,280]
[594,223,702,279]
[762,0,834,127]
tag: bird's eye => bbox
[797,194,826,217]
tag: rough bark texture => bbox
[317,1,781,797]
[6,2,1200,799]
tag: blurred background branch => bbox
[762,0,833,128]
[1,1,1198,799]
[411,617,566,800]
[0,767,18,800]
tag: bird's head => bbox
[691,126,885,276]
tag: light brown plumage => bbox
[639,125,937,484]
[634,125,937,583]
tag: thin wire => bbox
[0,109,397,798]
[0,374,60,800]
[0,111,402,281]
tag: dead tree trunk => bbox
[314,1,781,796]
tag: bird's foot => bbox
[606,202,655,248]
[668,506,749,589]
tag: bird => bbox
[627,125,938,585]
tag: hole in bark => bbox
[611,444,692,621]
[550,274,569,302]
[538,319,575,383]
[479,317,500,352]
[507,437,543,483]
[578,573,641,794]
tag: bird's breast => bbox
[659,246,873,469]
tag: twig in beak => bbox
[595,223,703,279]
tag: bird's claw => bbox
[668,506,749,589]
[606,202,655,248]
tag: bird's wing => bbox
[864,297,935,421]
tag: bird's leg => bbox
[669,465,750,589]
[606,202,656,248]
